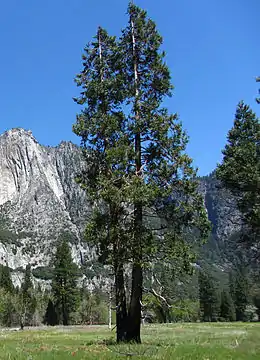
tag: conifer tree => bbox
[44,299,58,326]
[74,2,209,343]
[20,264,36,327]
[220,289,236,321]
[199,270,220,322]
[216,102,260,252]
[229,268,248,321]
[51,239,79,325]
[0,265,14,293]
[21,264,33,296]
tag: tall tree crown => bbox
[216,101,260,249]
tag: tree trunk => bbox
[126,262,142,343]
[62,296,68,326]
[115,262,128,342]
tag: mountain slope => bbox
[0,128,92,275]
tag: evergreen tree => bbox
[220,289,236,322]
[20,264,37,327]
[216,102,260,253]
[229,268,248,321]
[21,264,33,296]
[73,2,209,343]
[44,299,58,326]
[199,270,220,322]
[51,239,80,325]
[0,265,14,293]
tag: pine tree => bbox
[20,264,37,327]
[0,265,14,293]
[73,2,210,343]
[199,270,220,322]
[0,289,16,327]
[220,289,236,322]
[44,299,58,326]
[229,268,248,321]
[216,102,260,252]
[51,239,80,325]
[21,264,33,296]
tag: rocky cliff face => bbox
[199,173,241,242]
[0,128,92,281]
[0,128,241,284]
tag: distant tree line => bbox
[1,237,260,328]
[0,240,110,328]
[198,265,258,322]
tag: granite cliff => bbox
[0,128,92,284]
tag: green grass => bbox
[0,323,260,359]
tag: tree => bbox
[21,264,33,295]
[44,299,58,326]
[199,269,220,322]
[216,102,260,254]
[20,264,37,327]
[220,289,236,322]
[229,268,248,321]
[73,2,209,343]
[0,265,14,293]
[0,289,19,327]
[51,239,80,325]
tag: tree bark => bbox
[115,261,128,342]
[127,261,142,343]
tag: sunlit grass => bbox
[0,322,260,359]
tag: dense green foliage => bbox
[20,264,37,327]
[0,264,14,293]
[51,240,80,325]
[199,269,220,322]
[220,289,236,322]
[229,268,249,321]
[44,299,58,326]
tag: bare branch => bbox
[143,287,172,308]
[140,300,148,308]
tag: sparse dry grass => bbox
[0,322,260,359]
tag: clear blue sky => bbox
[0,0,259,175]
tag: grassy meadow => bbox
[0,323,260,359]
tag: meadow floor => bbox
[0,322,260,359]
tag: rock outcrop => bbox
[0,128,91,277]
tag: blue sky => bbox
[0,0,259,175]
